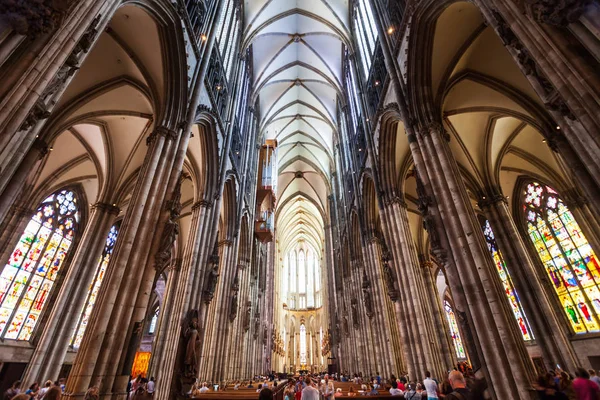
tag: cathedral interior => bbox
[0,0,600,399]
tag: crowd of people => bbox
[5,365,600,400]
[2,380,65,400]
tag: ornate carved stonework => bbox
[350,298,360,329]
[243,301,251,332]
[155,174,185,271]
[92,202,120,215]
[381,246,399,302]
[361,269,374,319]
[3,0,74,36]
[182,309,201,378]
[523,0,593,26]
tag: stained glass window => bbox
[523,181,600,333]
[444,300,467,360]
[0,189,79,340]
[71,222,120,348]
[300,323,307,365]
[148,307,159,335]
[480,218,533,341]
[284,245,322,311]
[353,0,379,77]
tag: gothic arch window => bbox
[283,245,322,311]
[300,323,307,365]
[148,306,159,335]
[71,221,121,348]
[479,217,533,341]
[353,0,379,77]
[0,189,80,340]
[522,181,600,333]
[444,300,467,360]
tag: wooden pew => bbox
[190,380,287,400]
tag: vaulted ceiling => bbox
[244,0,349,255]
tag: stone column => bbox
[413,122,535,399]
[150,199,213,400]
[479,194,579,372]
[420,260,456,372]
[23,201,119,383]
[380,199,449,380]
[0,138,48,225]
[482,3,600,193]
[64,124,180,399]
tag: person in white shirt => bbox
[146,378,155,395]
[199,383,209,393]
[301,377,320,400]
[389,381,403,396]
[320,375,335,400]
[423,371,439,400]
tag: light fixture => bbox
[556,126,560,130]
[374,80,380,86]
[387,26,394,35]
[542,139,547,143]
[216,84,222,91]
[201,34,207,42]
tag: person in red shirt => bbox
[573,368,600,400]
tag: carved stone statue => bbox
[343,315,350,336]
[350,299,359,329]
[229,291,238,322]
[183,312,201,378]
[243,301,251,331]
[203,265,219,303]
[383,262,398,302]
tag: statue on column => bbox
[203,264,219,303]
[183,310,201,378]
[361,270,374,318]
[350,299,359,329]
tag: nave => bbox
[0,0,600,399]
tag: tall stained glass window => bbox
[353,0,379,77]
[444,300,467,360]
[71,221,120,348]
[523,181,600,333]
[300,323,307,365]
[480,218,533,341]
[0,189,79,340]
[148,307,159,335]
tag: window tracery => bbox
[0,189,79,340]
[71,221,120,348]
[444,300,467,360]
[523,181,600,333]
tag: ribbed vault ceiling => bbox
[245,0,349,253]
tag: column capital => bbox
[385,194,407,208]
[419,121,450,142]
[562,187,588,209]
[218,238,233,247]
[146,125,178,146]
[477,192,507,209]
[92,202,120,215]
[31,138,50,159]
[524,0,593,26]
[192,199,212,210]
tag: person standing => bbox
[147,377,155,396]
[589,370,600,388]
[320,374,334,400]
[444,371,471,400]
[4,382,21,400]
[301,377,320,400]
[424,371,439,400]
[573,368,600,400]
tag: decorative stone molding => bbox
[477,191,506,209]
[2,0,74,37]
[191,199,212,211]
[147,126,178,146]
[491,9,576,120]
[523,0,593,26]
[562,187,588,208]
[19,99,51,132]
[92,202,120,215]
[31,138,50,159]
